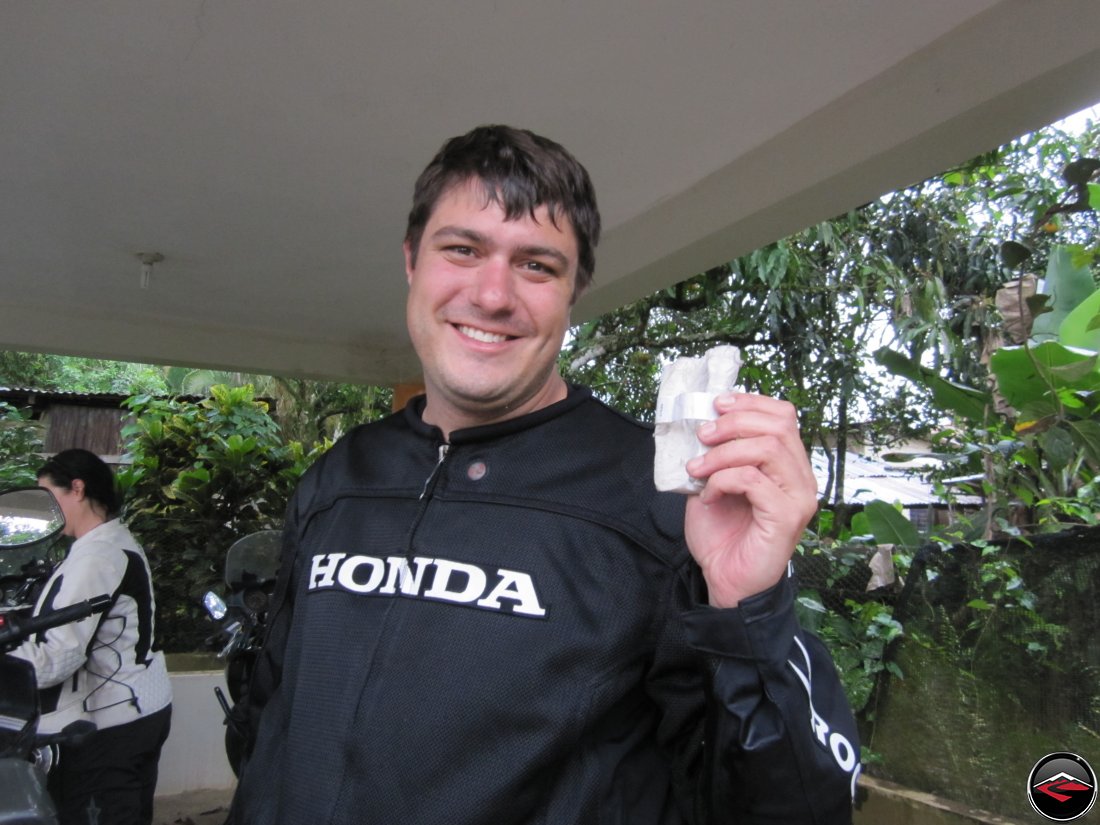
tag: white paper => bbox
[654,345,742,494]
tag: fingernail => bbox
[697,421,717,437]
[686,457,702,474]
[715,392,737,409]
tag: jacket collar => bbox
[402,384,592,445]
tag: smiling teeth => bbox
[458,325,509,343]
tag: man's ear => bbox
[70,479,85,500]
[403,240,416,286]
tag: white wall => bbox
[157,671,237,796]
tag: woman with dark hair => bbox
[11,448,172,825]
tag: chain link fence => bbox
[795,526,1100,821]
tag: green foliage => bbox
[872,348,991,423]
[977,244,1100,528]
[1030,246,1096,342]
[862,528,1098,821]
[796,582,902,716]
[268,377,393,445]
[793,532,905,728]
[0,403,45,489]
[118,384,326,651]
[562,217,932,508]
[162,366,393,445]
[0,351,168,395]
[0,350,386,650]
[564,122,1099,514]
[862,500,922,548]
[879,134,1100,534]
[964,543,1066,666]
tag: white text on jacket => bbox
[788,635,862,798]
[308,553,548,618]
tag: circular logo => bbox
[1028,752,1097,821]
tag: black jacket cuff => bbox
[681,576,800,665]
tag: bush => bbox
[118,385,326,651]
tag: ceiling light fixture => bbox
[137,251,164,289]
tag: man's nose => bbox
[472,256,516,312]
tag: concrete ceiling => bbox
[3,0,1100,386]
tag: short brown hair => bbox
[405,125,600,301]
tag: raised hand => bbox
[683,393,818,608]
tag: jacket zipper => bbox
[404,443,450,561]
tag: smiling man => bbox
[228,125,860,824]
[403,178,577,433]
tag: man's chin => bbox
[434,379,557,425]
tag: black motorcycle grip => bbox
[0,594,112,646]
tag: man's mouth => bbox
[456,324,513,344]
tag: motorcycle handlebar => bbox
[0,594,112,649]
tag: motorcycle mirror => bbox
[0,488,64,549]
[203,591,228,621]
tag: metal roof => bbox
[811,449,980,508]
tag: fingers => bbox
[680,392,817,607]
[685,393,817,500]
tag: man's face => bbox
[404,179,578,435]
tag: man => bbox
[229,125,860,824]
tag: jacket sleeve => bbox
[10,548,125,689]
[678,574,860,824]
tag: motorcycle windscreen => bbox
[224,530,282,588]
[0,487,68,591]
[0,759,57,820]
[0,488,64,550]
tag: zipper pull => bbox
[420,443,450,500]
[407,444,451,562]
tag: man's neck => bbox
[422,377,569,440]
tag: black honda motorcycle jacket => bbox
[230,387,860,824]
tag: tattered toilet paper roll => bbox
[653,346,742,494]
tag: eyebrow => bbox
[430,226,486,246]
[430,226,571,270]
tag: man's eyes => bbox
[440,247,559,276]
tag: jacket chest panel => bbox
[283,492,669,749]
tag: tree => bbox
[0,351,168,395]
[562,214,928,515]
[562,115,1100,532]
[874,119,1100,536]
[0,403,45,489]
[162,365,394,446]
[266,378,393,445]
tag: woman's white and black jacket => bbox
[11,518,172,734]
[231,387,860,824]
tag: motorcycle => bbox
[202,529,281,775]
[0,487,110,825]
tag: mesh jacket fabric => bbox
[231,387,858,824]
